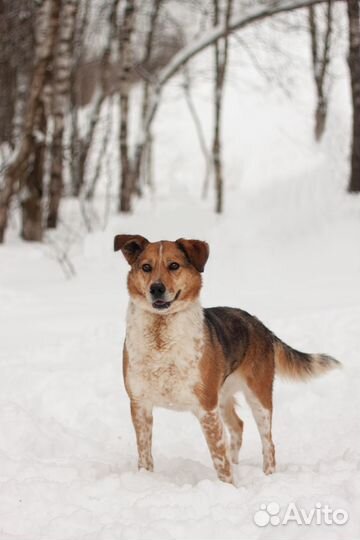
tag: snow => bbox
[1,191,359,539]
[1,14,360,540]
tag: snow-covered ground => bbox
[1,20,360,539]
[1,186,360,540]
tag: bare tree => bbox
[132,0,163,196]
[47,0,78,229]
[85,99,114,200]
[212,0,232,214]
[308,1,333,140]
[347,0,360,192]
[118,0,136,212]
[0,0,61,243]
[69,0,90,196]
[20,92,47,241]
[182,68,212,198]
[0,3,15,148]
[0,0,348,245]
[72,0,119,198]
[0,1,34,148]
[11,3,35,147]
[137,0,335,187]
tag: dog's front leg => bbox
[130,400,154,471]
[197,408,233,484]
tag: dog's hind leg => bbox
[220,396,244,464]
[130,400,154,472]
[243,381,276,475]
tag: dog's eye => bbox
[142,264,152,272]
[168,262,180,271]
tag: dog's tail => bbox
[273,338,341,381]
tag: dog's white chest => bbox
[125,302,204,410]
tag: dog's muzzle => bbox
[151,289,181,310]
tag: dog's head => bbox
[114,235,209,314]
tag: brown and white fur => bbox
[114,234,340,484]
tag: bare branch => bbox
[182,68,211,197]
[142,0,343,156]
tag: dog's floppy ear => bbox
[114,234,149,265]
[176,238,209,273]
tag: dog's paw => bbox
[263,463,275,475]
[138,460,154,472]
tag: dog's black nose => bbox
[150,281,166,298]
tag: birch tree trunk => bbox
[0,58,15,146]
[212,0,232,214]
[10,2,34,147]
[118,0,136,213]
[0,0,61,243]
[69,0,90,196]
[347,0,360,192]
[308,1,333,141]
[132,0,162,196]
[72,0,119,198]
[47,0,78,228]
[20,92,47,240]
[12,72,29,145]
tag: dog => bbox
[114,234,340,484]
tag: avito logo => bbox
[253,502,348,527]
